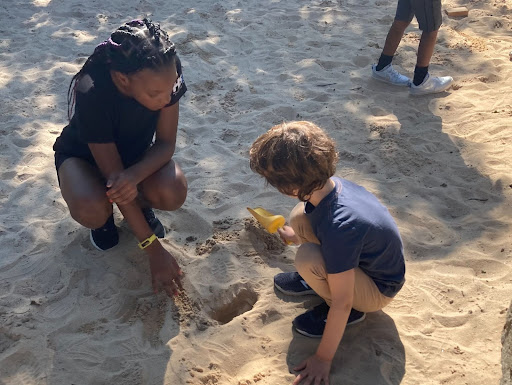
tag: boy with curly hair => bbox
[249,121,405,384]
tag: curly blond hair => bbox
[249,121,338,201]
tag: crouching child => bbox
[249,121,406,384]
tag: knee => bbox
[391,19,409,33]
[68,196,111,229]
[160,185,187,211]
[147,179,188,211]
[294,243,322,274]
[421,29,439,39]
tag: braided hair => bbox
[67,18,177,119]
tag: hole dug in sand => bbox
[208,284,258,325]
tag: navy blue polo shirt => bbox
[305,177,405,297]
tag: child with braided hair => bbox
[53,18,187,297]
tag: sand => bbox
[1,0,511,384]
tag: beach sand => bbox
[1,0,511,384]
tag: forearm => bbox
[128,141,175,184]
[316,304,351,361]
[117,200,164,255]
[88,142,165,254]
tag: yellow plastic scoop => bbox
[247,207,286,234]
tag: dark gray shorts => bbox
[395,0,442,32]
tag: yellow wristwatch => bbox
[138,234,157,250]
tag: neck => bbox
[307,178,335,206]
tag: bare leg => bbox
[381,20,410,56]
[416,29,438,67]
[58,158,112,229]
[139,159,187,211]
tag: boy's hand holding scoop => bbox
[247,207,299,245]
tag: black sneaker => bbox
[293,302,366,338]
[90,214,119,251]
[274,272,316,296]
[142,207,166,238]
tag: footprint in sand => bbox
[209,248,240,284]
[352,55,372,68]
[0,350,47,383]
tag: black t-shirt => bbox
[53,57,187,167]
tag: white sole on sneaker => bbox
[294,312,367,338]
[274,283,317,296]
[294,327,323,339]
[410,75,454,96]
[294,312,366,338]
[90,230,106,251]
[371,64,411,87]
[371,73,411,87]
[410,85,452,95]
[347,312,366,326]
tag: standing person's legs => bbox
[372,0,413,85]
[411,0,442,85]
[377,0,414,67]
[417,30,439,68]
[408,0,453,93]
[412,29,438,85]
[380,20,411,59]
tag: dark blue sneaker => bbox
[274,272,316,296]
[90,214,119,251]
[293,302,366,338]
[142,207,166,238]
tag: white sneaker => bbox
[371,64,410,86]
[410,73,453,95]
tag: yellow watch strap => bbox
[138,234,157,250]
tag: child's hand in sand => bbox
[147,247,183,297]
[277,225,300,245]
[106,170,138,206]
[292,354,331,385]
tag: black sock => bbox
[413,66,429,86]
[376,54,393,71]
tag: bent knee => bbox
[147,182,187,211]
[295,243,323,270]
[68,197,111,229]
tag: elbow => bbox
[330,299,353,313]
[155,140,175,159]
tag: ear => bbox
[111,70,131,87]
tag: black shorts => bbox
[395,0,442,32]
[54,149,148,185]
[55,151,75,173]
[54,152,97,186]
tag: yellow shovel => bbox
[246,207,286,234]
